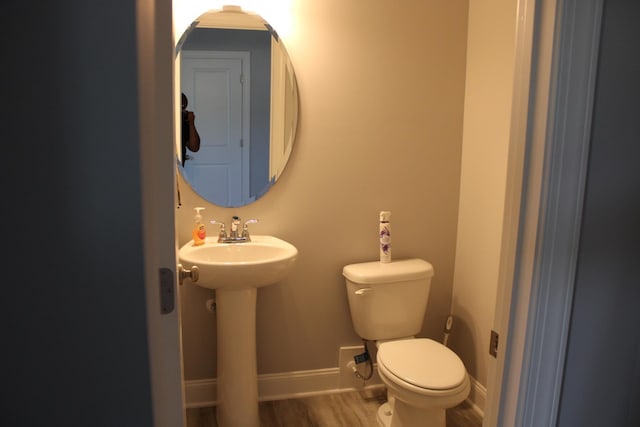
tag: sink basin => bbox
[178,235,298,289]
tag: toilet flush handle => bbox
[354,287,372,295]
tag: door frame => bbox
[485,0,604,425]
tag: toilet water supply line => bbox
[350,315,455,383]
[350,340,374,382]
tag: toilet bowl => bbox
[342,259,470,427]
[375,338,470,427]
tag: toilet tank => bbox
[343,259,434,341]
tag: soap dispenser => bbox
[192,207,206,246]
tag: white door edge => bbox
[139,1,187,426]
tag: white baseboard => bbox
[185,367,485,419]
[184,367,383,408]
[468,376,486,417]
[184,378,218,408]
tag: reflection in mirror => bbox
[176,8,299,208]
[181,92,201,166]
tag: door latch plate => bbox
[159,267,175,314]
[489,329,499,358]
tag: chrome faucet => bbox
[229,216,241,239]
[210,216,259,243]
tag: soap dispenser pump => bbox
[192,207,206,246]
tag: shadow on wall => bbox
[446,306,478,381]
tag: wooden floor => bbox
[186,388,483,427]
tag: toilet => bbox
[343,259,470,427]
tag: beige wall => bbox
[449,0,517,389]
[176,0,469,381]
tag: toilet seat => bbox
[377,338,467,391]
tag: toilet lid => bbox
[377,338,466,390]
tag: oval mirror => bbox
[175,7,299,207]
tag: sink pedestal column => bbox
[215,288,259,427]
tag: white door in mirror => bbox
[181,51,249,206]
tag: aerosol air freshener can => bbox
[379,211,391,263]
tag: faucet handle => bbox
[244,219,258,227]
[210,219,226,228]
[241,219,259,240]
[210,219,227,240]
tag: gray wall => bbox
[5,1,154,426]
[175,1,470,384]
[558,0,640,425]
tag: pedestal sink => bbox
[178,235,298,427]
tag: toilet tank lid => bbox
[342,259,434,284]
